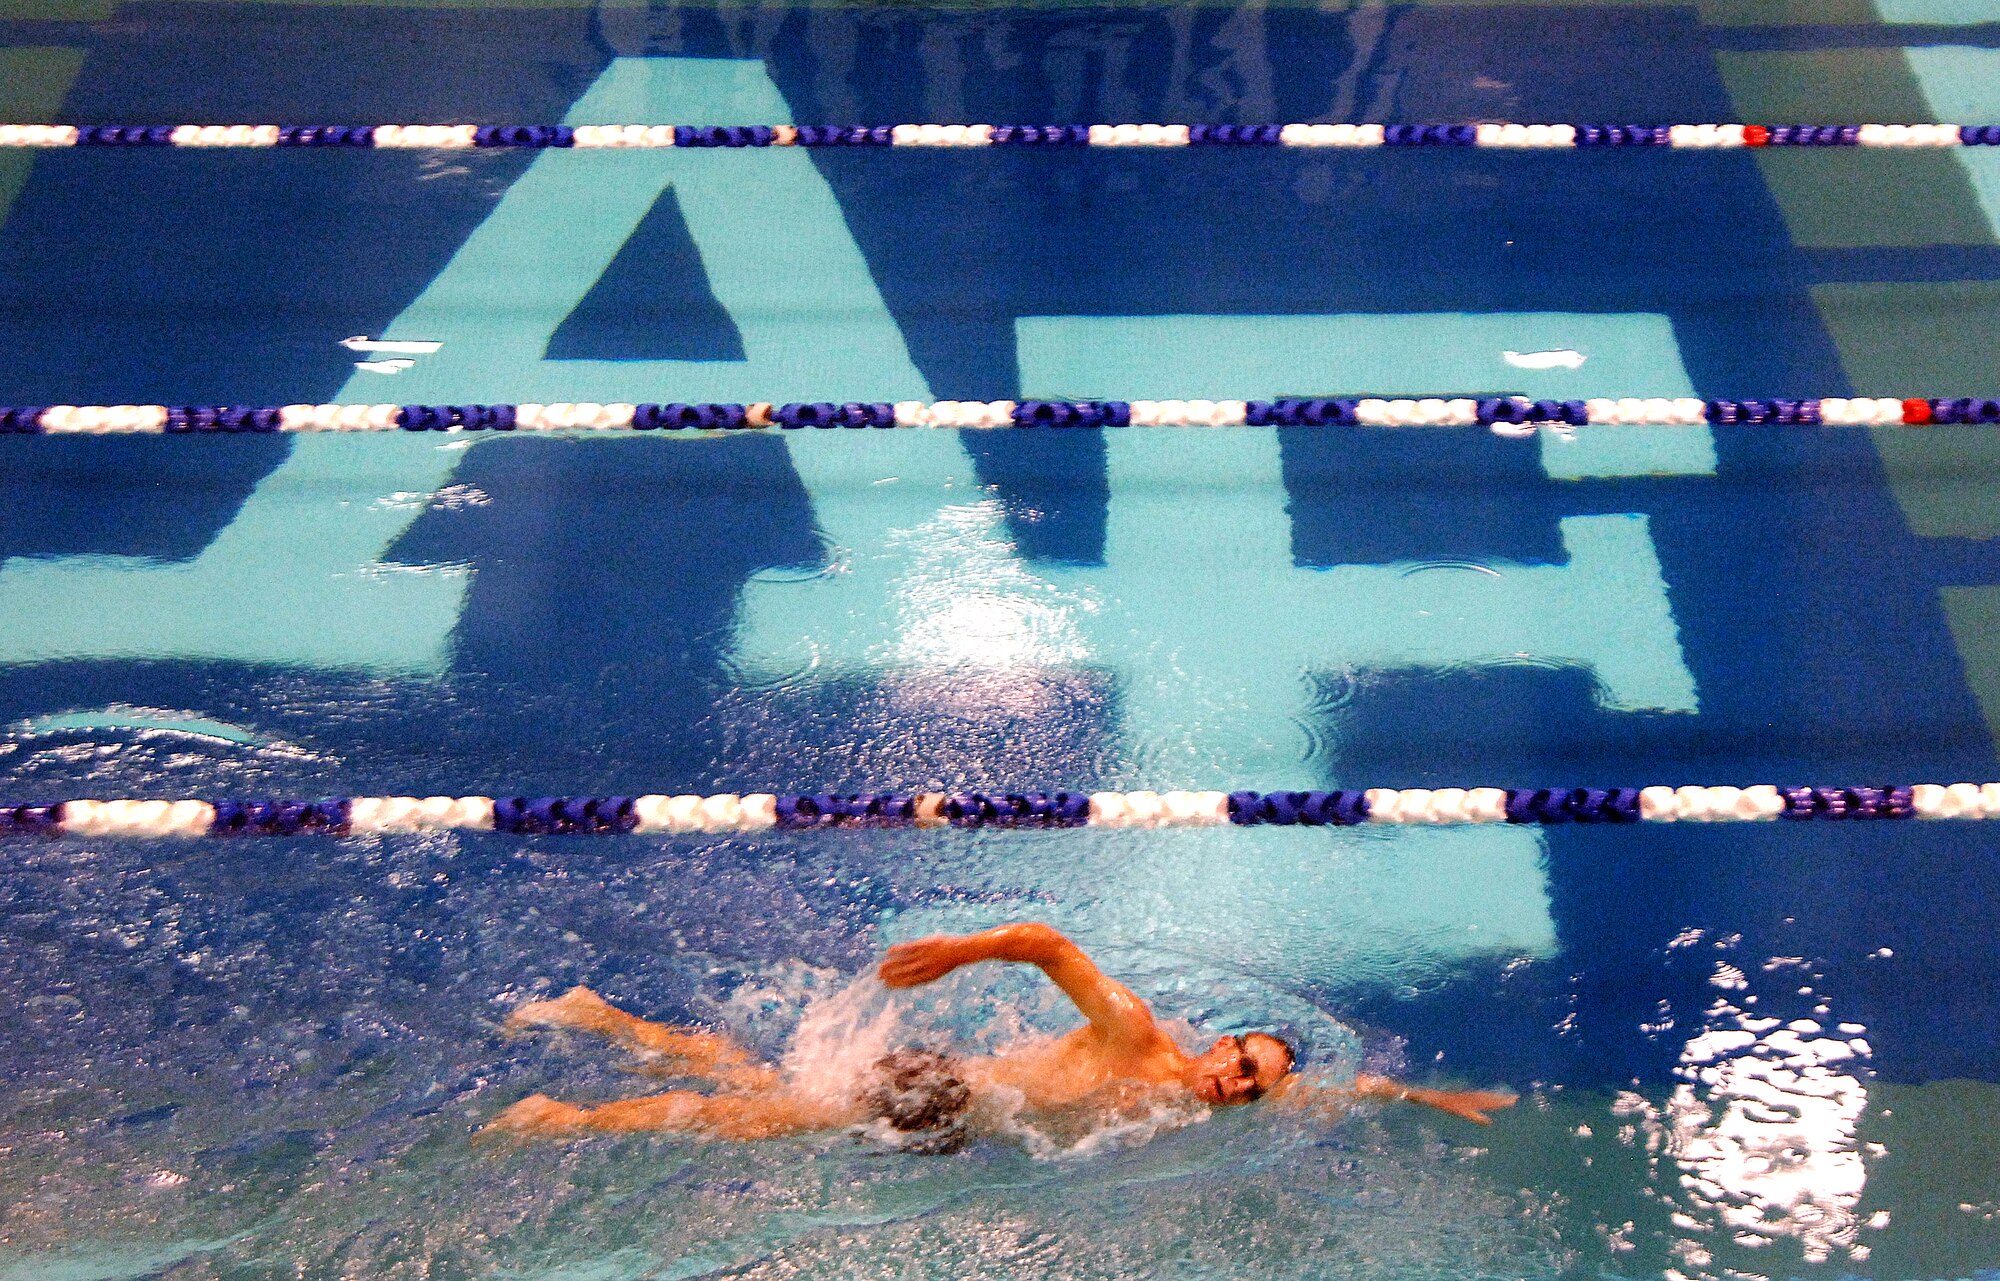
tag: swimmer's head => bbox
[1186,1032,1295,1106]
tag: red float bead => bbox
[1744,124,1770,147]
[1903,397,1933,425]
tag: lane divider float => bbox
[1,123,1995,150]
[5,784,1995,838]
[4,397,1997,436]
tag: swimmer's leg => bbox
[506,986,778,1088]
[487,1087,851,1140]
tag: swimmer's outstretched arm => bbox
[1288,1073,1517,1125]
[486,1087,854,1140]
[879,922,1161,1044]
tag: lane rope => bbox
[5,784,1996,837]
[1,123,1994,150]
[4,397,1996,435]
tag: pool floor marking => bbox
[0,48,82,232]
[1944,588,2000,751]
[1874,0,2000,21]
[0,433,470,671]
[1014,312,1715,479]
[0,56,927,676]
[0,55,1688,977]
[1716,48,1995,248]
[348,60,926,406]
[352,55,1566,969]
[1906,46,2000,241]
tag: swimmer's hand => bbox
[1416,1087,1517,1126]
[879,935,967,988]
[1355,1073,1517,1125]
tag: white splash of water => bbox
[776,976,905,1114]
[979,1078,1210,1162]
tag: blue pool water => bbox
[5,2,2000,1278]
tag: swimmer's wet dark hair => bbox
[863,1048,972,1154]
[1246,1031,1298,1075]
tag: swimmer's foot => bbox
[502,987,771,1086]
[505,985,620,1036]
[485,1092,588,1136]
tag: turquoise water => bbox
[5,2,2000,1278]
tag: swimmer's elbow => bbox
[1014,921,1077,958]
[975,921,1074,964]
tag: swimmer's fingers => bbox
[1468,1090,1520,1123]
[878,936,963,987]
[1426,1088,1519,1126]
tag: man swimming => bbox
[489,921,1515,1146]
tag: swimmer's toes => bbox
[502,1001,561,1033]
[488,1093,585,1134]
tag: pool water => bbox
[5,1,2000,1278]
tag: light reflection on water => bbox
[889,501,1089,672]
[1609,948,1883,1281]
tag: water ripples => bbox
[1397,559,1506,580]
[0,705,330,795]
[0,857,1557,1280]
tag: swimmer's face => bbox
[1187,1033,1293,1106]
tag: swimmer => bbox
[489,921,1515,1147]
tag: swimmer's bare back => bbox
[486,923,1515,1138]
